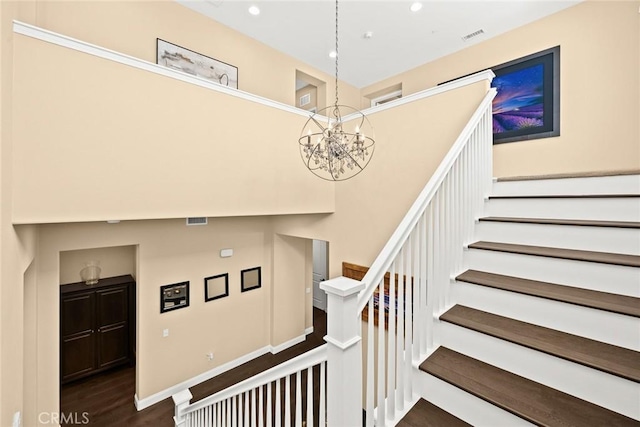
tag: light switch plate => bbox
[220,249,233,258]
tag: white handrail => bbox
[182,344,327,415]
[356,87,497,313]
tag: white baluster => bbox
[396,249,405,409]
[295,371,302,427]
[285,375,291,427]
[245,391,250,427]
[251,388,257,427]
[238,394,244,427]
[377,277,386,424]
[319,361,326,427]
[387,260,396,419]
[259,385,264,427]
[268,382,274,427]
[275,379,282,427]
[366,298,374,427]
[405,232,413,399]
[420,211,428,356]
[306,367,313,427]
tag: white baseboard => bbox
[134,345,271,411]
[134,331,313,411]
[269,333,306,354]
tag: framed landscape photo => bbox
[156,38,238,89]
[491,46,560,144]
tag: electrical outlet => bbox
[163,329,169,337]
[306,287,311,294]
[206,352,214,361]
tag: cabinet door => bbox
[60,293,96,382]
[95,285,129,369]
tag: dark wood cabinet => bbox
[60,275,135,384]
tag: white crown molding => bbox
[12,20,321,120]
[343,69,495,122]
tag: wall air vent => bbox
[186,217,208,226]
[300,93,311,107]
[462,29,485,42]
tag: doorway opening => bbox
[312,240,329,312]
[59,245,138,421]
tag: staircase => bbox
[402,173,640,426]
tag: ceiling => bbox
[177,0,580,89]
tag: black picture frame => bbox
[204,273,229,302]
[160,281,190,313]
[241,267,261,293]
[491,46,560,144]
[156,38,239,89]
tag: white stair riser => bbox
[466,249,640,297]
[485,198,640,222]
[440,322,640,420]
[492,175,640,196]
[451,282,640,351]
[475,221,640,255]
[413,369,535,427]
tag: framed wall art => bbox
[160,281,189,313]
[241,267,261,293]
[204,273,229,302]
[440,46,560,144]
[491,46,560,144]
[156,38,238,89]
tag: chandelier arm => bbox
[309,115,328,132]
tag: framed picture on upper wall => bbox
[156,38,238,89]
[491,46,560,144]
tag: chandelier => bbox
[298,0,375,181]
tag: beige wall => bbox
[360,1,640,177]
[12,34,335,223]
[29,0,360,110]
[273,81,490,278]
[271,234,308,347]
[32,217,292,416]
[60,245,136,285]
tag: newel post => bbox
[321,276,365,427]
[172,389,193,427]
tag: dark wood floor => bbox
[60,308,327,426]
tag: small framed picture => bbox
[160,281,189,313]
[241,267,261,293]
[204,273,229,302]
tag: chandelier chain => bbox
[334,0,339,110]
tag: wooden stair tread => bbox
[396,399,471,427]
[440,305,640,382]
[489,194,639,199]
[420,347,640,427]
[456,270,640,317]
[468,241,640,267]
[479,217,640,229]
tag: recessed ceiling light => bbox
[329,51,337,59]
[410,2,422,12]
[248,5,260,16]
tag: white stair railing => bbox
[173,344,328,427]
[172,77,495,427]
[353,87,496,426]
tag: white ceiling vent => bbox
[462,29,485,42]
[186,217,208,226]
